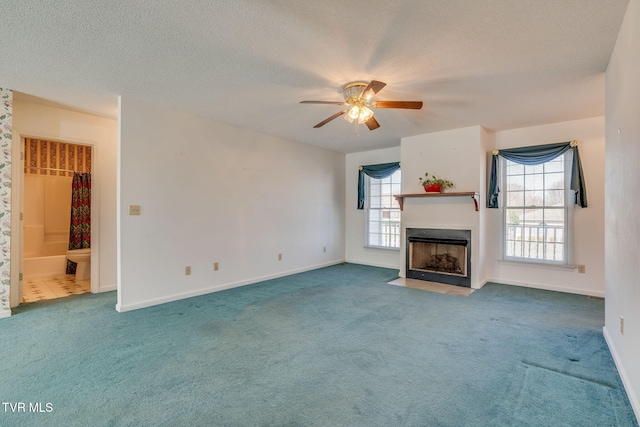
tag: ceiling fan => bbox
[300,80,422,135]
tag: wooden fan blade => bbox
[301,101,347,105]
[361,80,387,101]
[365,116,380,130]
[373,101,423,109]
[313,110,347,128]
[362,80,387,96]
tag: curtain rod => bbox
[25,167,90,173]
[492,140,578,155]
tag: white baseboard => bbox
[603,326,640,423]
[344,259,401,270]
[97,284,117,293]
[0,309,11,319]
[475,279,490,290]
[485,277,605,298]
[115,259,345,313]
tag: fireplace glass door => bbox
[409,240,467,277]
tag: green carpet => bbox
[0,264,637,426]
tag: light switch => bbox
[129,205,141,215]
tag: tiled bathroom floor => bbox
[23,276,91,303]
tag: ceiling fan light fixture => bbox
[302,79,422,132]
[348,105,361,119]
[345,105,374,125]
[359,107,374,122]
[343,81,368,103]
[361,88,374,101]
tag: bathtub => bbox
[24,225,69,257]
[23,255,68,280]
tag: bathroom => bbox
[7,95,118,310]
[22,138,92,303]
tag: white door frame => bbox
[10,132,100,308]
[9,131,24,308]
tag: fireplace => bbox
[406,228,471,287]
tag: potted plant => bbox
[418,173,455,193]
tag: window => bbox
[366,170,401,249]
[502,153,573,264]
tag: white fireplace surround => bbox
[398,125,489,289]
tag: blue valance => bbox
[487,141,587,208]
[357,162,401,209]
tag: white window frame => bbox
[365,170,401,250]
[500,152,574,266]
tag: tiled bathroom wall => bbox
[0,88,12,316]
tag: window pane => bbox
[525,164,543,174]
[380,195,394,208]
[508,174,524,190]
[506,208,523,226]
[545,158,563,173]
[523,208,543,224]
[507,163,524,175]
[544,189,564,206]
[524,190,543,206]
[543,208,565,227]
[366,169,401,249]
[506,191,524,207]
[503,155,569,264]
[369,196,381,209]
[530,174,544,190]
[368,232,381,247]
[545,172,564,189]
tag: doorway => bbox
[16,137,94,305]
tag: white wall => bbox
[400,126,486,287]
[12,101,118,293]
[345,146,401,269]
[487,117,605,297]
[604,0,640,419]
[117,96,345,311]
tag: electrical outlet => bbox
[620,316,624,335]
[185,266,191,276]
[278,253,282,261]
[129,205,141,215]
[577,265,586,274]
[323,246,326,253]
[213,262,219,271]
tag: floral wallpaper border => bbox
[0,88,12,315]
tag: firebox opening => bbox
[409,240,467,277]
[405,228,472,287]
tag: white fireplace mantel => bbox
[394,192,479,211]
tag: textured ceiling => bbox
[0,0,630,153]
